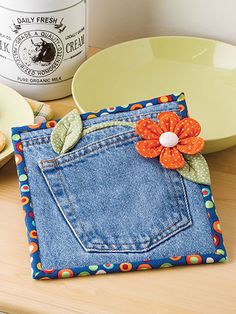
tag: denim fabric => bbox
[21,102,215,269]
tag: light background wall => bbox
[88,0,236,48]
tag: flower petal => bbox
[157,112,180,132]
[136,119,163,140]
[136,140,163,158]
[160,147,185,169]
[177,137,204,155]
[175,118,201,139]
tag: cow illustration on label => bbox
[12,30,64,77]
[30,38,56,63]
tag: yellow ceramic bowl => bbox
[72,36,236,154]
[0,84,34,167]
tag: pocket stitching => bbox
[48,142,192,252]
[23,108,180,147]
[56,164,190,250]
[57,168,94,246]
[165,170,192,229]
[40,131,138,168]
[59,135,138,166]
[58,167,192,250]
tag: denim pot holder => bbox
[12,93,227,280]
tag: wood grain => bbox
[0,47,235,314]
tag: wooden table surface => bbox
[0,48,236,314]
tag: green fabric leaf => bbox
[176,154,211,185]
[51,109,83,154]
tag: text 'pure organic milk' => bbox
[0,0,88,100]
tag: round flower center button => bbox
[160,132,179,147]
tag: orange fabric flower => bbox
[135,112,204,169]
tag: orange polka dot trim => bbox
[135,111,204,170]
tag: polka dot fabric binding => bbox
[11,93,227,280]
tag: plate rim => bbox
[72,35,236,145]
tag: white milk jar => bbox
[0,0,88,100]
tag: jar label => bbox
[0,1,87,86]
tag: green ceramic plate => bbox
[72,36,236,154]
[0,84,34,167]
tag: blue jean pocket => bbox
[39,129,192,253]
